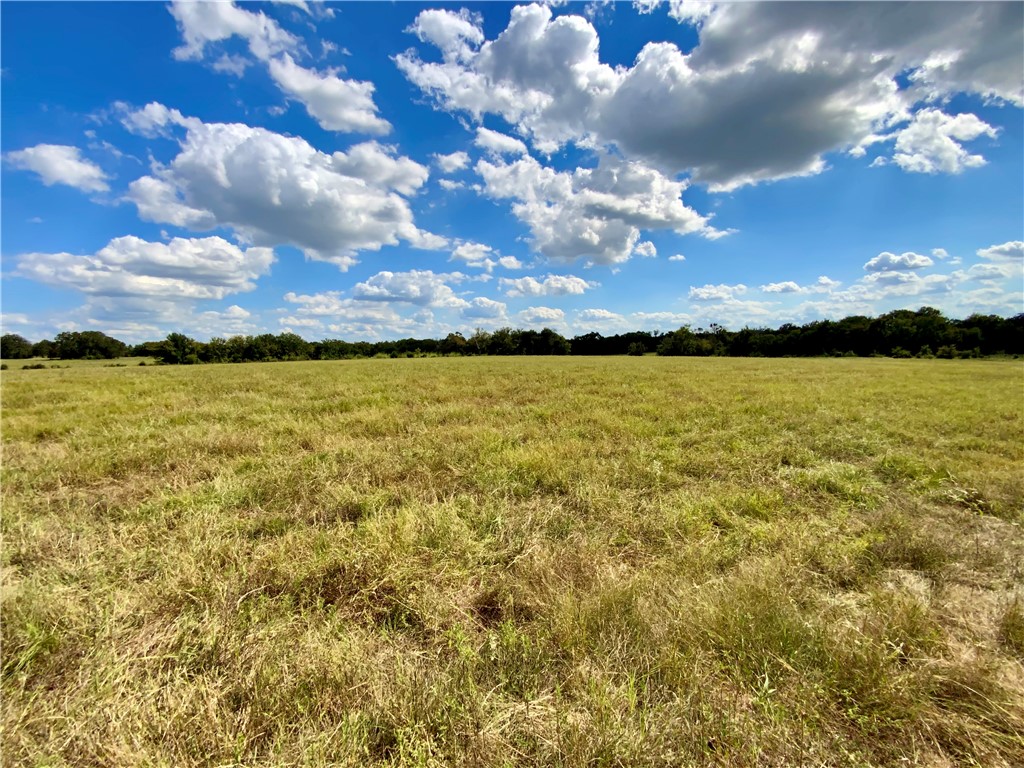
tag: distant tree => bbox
[538,327,570,355]
[439,332,468,356]
[129,340,167,358]
[467,328,492,356]
[1,334,33,359]
[627,342,645,356]
[160,333,200,364]
[275,332,312,360]
[31,339,54,358]
[657,326,716,356]
[52,331,127,359]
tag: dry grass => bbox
[2,357,1022,766]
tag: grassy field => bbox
[2,357,1022,767]
[1,357,156,370]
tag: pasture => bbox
[2,357,1022,766]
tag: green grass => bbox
[2,357,1022,766]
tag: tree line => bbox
[2,307,1022,364]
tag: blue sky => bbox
[2,0,1022,343]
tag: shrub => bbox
[626,342,646,356]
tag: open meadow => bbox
[2,357,1023,767]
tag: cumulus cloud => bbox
[634,241,657,258]
[212,54,251,77]
[449,242,526,272]
[16,235,274,300]
[977,241,1024,262]
[451,241,495,269]
[169,0,297,62]
[888,109,997,174]
[124,108,442,268]
[966,263,1015,282]
[760,281,801,294]
[474,127,528,156]
[518,306,565,325]
[169,1,388,135]
[118,101,197,137]
[5,144,110,192]
[668,254,686,262]
[759,276,840,294]
[499,273,598,297]
[399,3,1022,189]
[631,310,691,328]
[351,270,469,308]
[688,283,747,301]
[282,290,430,338]
[406,7,484,63]
[477,153,714,264]
[577,308,625,323]
[268,55,391,134]
[463,296,507,318]
[863,251,934,272]
[434,150,470,173]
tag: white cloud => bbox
[279,315,323,330]
[477,153,715,264]
[274,0,311,15]
[977,241,1024,262]
[499,273,598,297]
[198,304,258,336]
[406,7,484,63]
[631,310,691,328]
[815,276,841,290]
[668,254,686,262]
[931,248,949,260]
[4,144,109,192]
[451,241,494,269]
[498,255,524,270]
[463,296,507,318]
[634,240,657,258]
[518,306,565,325]
[169,0,298,62]
[16,235,274,300]
[212,54,251,77]
[119,101,196,137]
[282,290,431,338]
[577,308,625,323]
[169,1,388,135]
[863,251,934,272]
[759,276,841,295]
[688,283,747,301]
[351,270,469,308]
[267,54,391,134]
[399,3,1022,189]
[889,109,997,174]
[474,127,528,156]
[760,281,802,294]
[434,150,470,173]
[966,263,1015,282]
[438,178,466,191]
[125,110,442,268]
